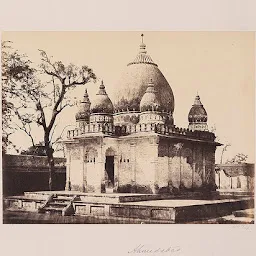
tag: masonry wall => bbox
[155,137,216,193]
[116,136,157,193]
[2,154,66,196]
[66,137,105,193]
[66,134,217,194]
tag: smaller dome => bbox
[90,81,114,114]
[140,79,162,112]
[75,88,90,121]
[188,95,208,123]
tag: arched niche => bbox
[85,147,98,163]
[105,147,116,156]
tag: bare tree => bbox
[220,143,231,164]
[2,43,96,190]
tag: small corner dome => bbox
[188,95,208,123]
[90,81,114,114]
[75,88,91,121]
[140,80,162,112]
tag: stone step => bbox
[52,197,72,203]
[48,202,68,207]
[220,215,254,224]
[233,208,254,218]
[43,206,63,213]
[54,195,75,199]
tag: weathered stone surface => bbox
[65,133,217,194]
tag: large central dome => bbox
[113,36,175,114]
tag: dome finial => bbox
[194,94,202,105]
[141,33,144,44]
[98,80,107,95]
[83,88,90,103]
[99,80,105,90]
[139,33,146,53]
[148,79,154,90]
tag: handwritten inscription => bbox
[128,244,181,255]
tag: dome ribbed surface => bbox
[113,56,174,113]
[188,95,208,123]
[90,81,114,114]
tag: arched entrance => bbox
[105,147,116,193]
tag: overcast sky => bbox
[3,31,255,163]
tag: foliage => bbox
[20,142,47,156]
[2,41,97,189]
[2,41,37,152]
[225,153,248,164]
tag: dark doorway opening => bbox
[105,156,114,190]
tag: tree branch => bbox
[14,122,35,147]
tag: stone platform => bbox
[23,191,177,203]
[3,191,254,223]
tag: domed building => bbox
[64,35,221,194]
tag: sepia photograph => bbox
[2,31,255,224]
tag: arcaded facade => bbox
[63,36,221,194]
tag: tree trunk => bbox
[47,147,55,191]
[45,133,55,191]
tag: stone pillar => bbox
[65,145,71,191]
[192,146,196,189]
[113,155,119,192]
[167,145,172,190]
[202,148,206,184]
[130,143,136,192]
[151,137,159,194]
[81,142,87,192]
[99,144,105,193]
[179,150,182,188]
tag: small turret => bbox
[188,94,208,131]
[75,88,91,128]
[90,80,114,125]
[139,79,165,124]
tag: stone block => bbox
[75,205,87,215]
[90,205,105,216]
[129,207,151,219]
[109,206,129,217]
[151,209,174,220]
